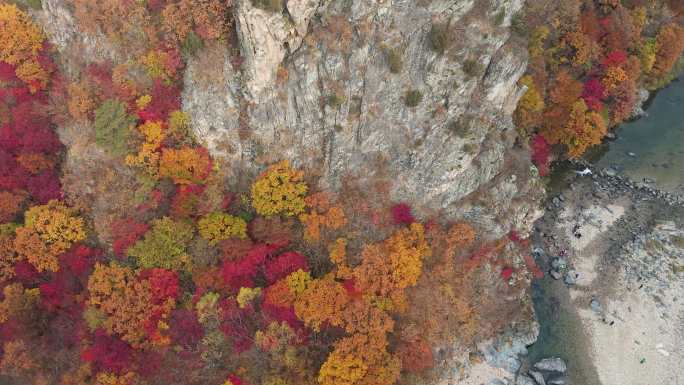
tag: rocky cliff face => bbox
[183,0,542,235]
[31,0,544,258]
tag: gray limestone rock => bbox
[516,374,536,385]
[533,358,568,373]
[529,370,546,385]
[548,377,568,385]
[480,322,539,374]
[564,270,578,285]
[181,0,540,232]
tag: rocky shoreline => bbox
[523,161,684,385]
[453,153,684,385]
[444,159,684,385]
[568,159,683,206]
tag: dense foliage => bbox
[514,0,684,173]
[0,1,680,385]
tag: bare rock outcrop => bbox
[235,0,318,98]
[34,0,119,70]
[183,0,538,235]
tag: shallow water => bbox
[596,78,684,194]
[527,277,601,385]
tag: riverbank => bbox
[529,163,684,385]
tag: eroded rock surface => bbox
[183,0,538,233]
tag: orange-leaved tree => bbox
[352,223,431,306]
[87,263,178,348]
[652,23,684,78]
[161,0,230,43]
[159,147,212,185]
[293,274,349,332]
[299,192,347,242]
[0,4,49,91]
[563,99,607,158]
[13,200,86,272]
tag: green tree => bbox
[198,212,247,244]
[127,217,195,270]
[94,99,137,156]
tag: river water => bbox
[596,78,684,194]
[527,274,602,385]
[526,78,684,384]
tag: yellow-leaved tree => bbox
[0,4,49,91]
[14,201,86,272]
[251,160,308,217]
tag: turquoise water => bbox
[596,78,684,194]
[527,270,601,385]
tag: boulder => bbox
[548,376,568,385]
[551,257,567,270]
[564,270,578,285]
[516,374,536,385]
[529,370,546,385]
[533,357,567,373]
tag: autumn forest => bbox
[0,0,682,385]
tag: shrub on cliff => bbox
[429,24,448,54]
[386,47,403,74]
[251,0,283,12]
[404,89,423,107]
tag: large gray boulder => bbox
[529,370,546,385]
[534,358,568,374]
[516,374,537,385]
